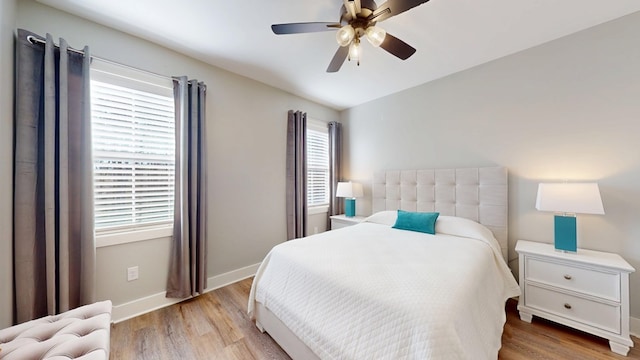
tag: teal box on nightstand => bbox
[554,215,577,252]
[344,198,356,217]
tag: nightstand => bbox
[329,214,365,230]
[516,240,635,356]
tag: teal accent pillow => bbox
[392,210,439,235]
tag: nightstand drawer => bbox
[525,283,621,334]
[526,257,620,301]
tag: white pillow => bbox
[435,215,496,242]
[363,211,397,226]
[435,216,503,255]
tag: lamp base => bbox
[345,198,356,217]
[554,215,577,253]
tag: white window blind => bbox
[91,78,175,231]
[307,122,329,207]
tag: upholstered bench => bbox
[0,300,112,360]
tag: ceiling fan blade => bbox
[271,22,341,35]
[368,0,430,23]
[380,33,416,60]
[327,46,350,73]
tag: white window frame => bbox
[91,59,175,247]
[306,119,330,214]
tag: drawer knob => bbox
[564,303,572,310]
[563,274,572,280]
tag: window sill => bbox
[308,205,329,215]
[96,225,173,248]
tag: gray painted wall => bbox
[15,0,339,309]
[342,12,640,318]
[0,0,16,329]
[308,212,329,235]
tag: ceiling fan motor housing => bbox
[340,0,379,27]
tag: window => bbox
[307,120,329,208]
[90,60,175,235]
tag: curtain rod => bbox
[27,35,85,56]
[26,35,173,82]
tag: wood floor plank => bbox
[214,339,257,360]
[111,278,639,359]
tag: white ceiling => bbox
[37,0,640,110]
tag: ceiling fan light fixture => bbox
[272,0,427,72]
[365,26,386,47]
[336,25,355,47]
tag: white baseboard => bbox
[111,262,261,323]
[630,316,640,338]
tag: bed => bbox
[248,167,521,359]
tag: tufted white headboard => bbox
[372,167,508,261]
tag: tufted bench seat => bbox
[0,300,112,360]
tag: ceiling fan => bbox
[271,0,431,72]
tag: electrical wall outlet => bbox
[127,266,139,281]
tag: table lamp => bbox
[336,181,363,217]
[535,183,604,252]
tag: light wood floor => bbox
[111,278,640,359]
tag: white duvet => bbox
[248,215,520,359]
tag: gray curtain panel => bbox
[286,110,307,240]
[13,29,96,324]
[327,121,343,224]
[166,77,208,299]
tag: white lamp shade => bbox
[535,183,604,215]
[336,182,363,198]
